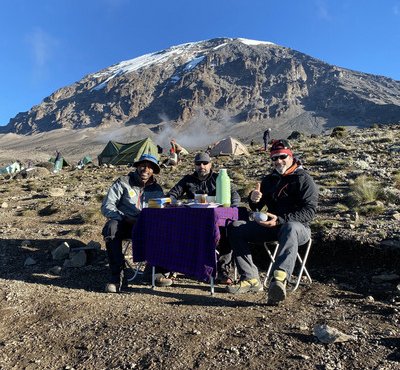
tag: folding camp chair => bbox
[122,240,146,282]
[263,238,313,292]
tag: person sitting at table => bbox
[226,139,318,305]
[167,152,241,284]
[101,153,173,293]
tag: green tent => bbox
[48,156,70,168]
[98,138,159,165]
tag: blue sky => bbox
[1,0,399,126]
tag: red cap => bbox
[269,139,293,157]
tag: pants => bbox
[228,220,311,280]
[102,219,135,284]
[217,227,232,276]
[102,219,169,283]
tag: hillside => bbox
[0,125,399,368]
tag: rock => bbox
[49,266,62,275]
[371,273,400,283]
[21,240,31,247]
[379,239,400,249]
[48,188,65,197]
[51,242,70,260]
[393,213,400,221]
[24,257,37,266]
[63,250,87,268]
[313,324,356,344]
[1,202,8,208]
[85,240,101,250]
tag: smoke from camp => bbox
[155,110,238,151]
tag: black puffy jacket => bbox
[168,170,240,206]
[249,166,318,225]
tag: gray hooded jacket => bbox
[101,171,164,221]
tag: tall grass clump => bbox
[330,126,348,138]
[348,175,379,207]
[394,172,400,190]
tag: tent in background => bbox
[98,138,159,165]
[0,161,23,175]
[209,137,250,157]
[77,156,93,169]
[48,156,70,169]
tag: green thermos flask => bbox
[216,169,231,207]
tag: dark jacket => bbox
[168,170,240,206]
[249,165,318,225]
[101,171,163,221]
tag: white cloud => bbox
[314,0,332,21]
[26,28,58,68]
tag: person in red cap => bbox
[226,139,318,305]
[101,154,173,292]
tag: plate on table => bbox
[186,202,221,208]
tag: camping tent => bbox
[0,161,23,175]
[98,138,159,165]
[77,155,93,169]
[48,156,70,169]
[209,137,250,157]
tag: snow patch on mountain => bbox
[91,38,274,91]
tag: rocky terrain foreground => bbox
[0,125,399,369]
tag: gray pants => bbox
[228,221,311,280]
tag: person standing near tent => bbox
[54,150,63,173]
[101,153,173,293]
[171,138,187,161]
[167,152,241,284]
[263,128,271,151]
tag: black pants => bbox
[102,219,168,283]
[102,219,134,284]
[217,227,232,277]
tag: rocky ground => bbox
[0,124,399,369]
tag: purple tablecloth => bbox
[132,207,238,281]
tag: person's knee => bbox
[102,219,119,240]
[278,221,303,236]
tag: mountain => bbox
[2,37,400,135]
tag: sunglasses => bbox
[195,161,209,166]
[271,154,289,161]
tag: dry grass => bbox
[348,175,379,207]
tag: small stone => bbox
[313,324,355,344]
[48,188,65,197]
[371,273,400,283]
[366,296,374,302]
[52,242,70,260]
[49,266,62,275]
[63,250,87,268]
[24,257,37,266]
[1,202,8,208]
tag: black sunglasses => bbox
[195,161,209,165]
[271,154,288,161]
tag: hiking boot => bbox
[154,273,173,287]
[267,270,287,305]
[226,278,263,294]
[105,282,120,293]
[216,274,233,285]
